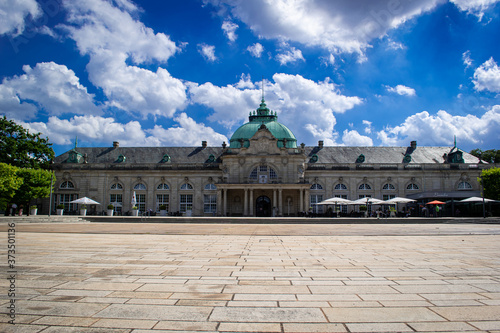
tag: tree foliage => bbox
[0,116,55,169]
[479,167,500,201]
[0,163,23,210]
[470,149,500,163]
[13,168,55,208]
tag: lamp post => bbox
[480,175,486,218]
[48,173,54,217]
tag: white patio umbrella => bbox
[381,197,416,204]
[459,196,497,203]
[317,197,354,205]
[351,197,384,205]
[131,191,137,207]
[70,197,100,205]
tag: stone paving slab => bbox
[2,221,500,332]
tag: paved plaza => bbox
[2,220,500,332]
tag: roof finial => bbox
[261,75,265,101]
[75,136,78,149]
[454,135,457,148]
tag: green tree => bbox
[479,167,500,201]
[13,168,55,211]
[470,149,500,163]
[0,116,55,169]
[0,163,23,211]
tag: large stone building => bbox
[52,98,487,217]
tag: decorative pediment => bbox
[244,125,281,155]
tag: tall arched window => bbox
[204,184,217,214]
[58,181,77,212]
[156,183,170,212]
[359,183,371,190]
[180,183,193,213]
[109,183,123,214]
[133,183,147,212]
[458,181,472,190]
[310,183,323,213]
[406,183,419,190]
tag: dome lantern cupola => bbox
[229,98,297,149]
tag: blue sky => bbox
[1,0,499,156]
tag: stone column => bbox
[278,188,283,216]
[217,189,222,216]
[223,189,227,216]
[249,189,254,217]
[305,189,310,212]
[244,188,248,216]
[299,188,303,213]
[273,189,277,216]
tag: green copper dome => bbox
[230,99,297,149]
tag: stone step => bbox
[0,216,87,223]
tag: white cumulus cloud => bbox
[0,0,41,36]
[61,0,178,64]
[473,57,500,93]
[203,0,443,59]
[23,113,228,148]
[222,20,238,42]
[148,113,228,146]
[276,45,305,66]
[23,115,155,146]
[386,84,416,97]
[0,62,101,121]
[60,0,187,118]
[377,106,500,148]
[247,42,264,58]
[198,43,217,62]
[450,0,500,20]
[342,129,374,146]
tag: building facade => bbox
[52,99,489,217]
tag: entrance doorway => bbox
[256,196,271,217]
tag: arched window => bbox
[334,184,347,190]
[110,183,123,190]
[134,183,146,190]
[157,183,169,190]
[382,183,395,190]
[311,183,323,190]
[156,184,169,213]
[458,181,472,190]
[359,183,371,190]
[180,183,193,190]
[205,184,217,190]
[60,181,74,189]
[248,165,278,183]
[406,183,419,190]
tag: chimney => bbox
[113,141,119,148]
[410,141,417,150]
[202,141,207,148]
[318,141,324,148]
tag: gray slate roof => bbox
[54,145,481,165]
[54,147,224,164]
[306,146,481,164]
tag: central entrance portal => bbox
[256,196,271,217]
